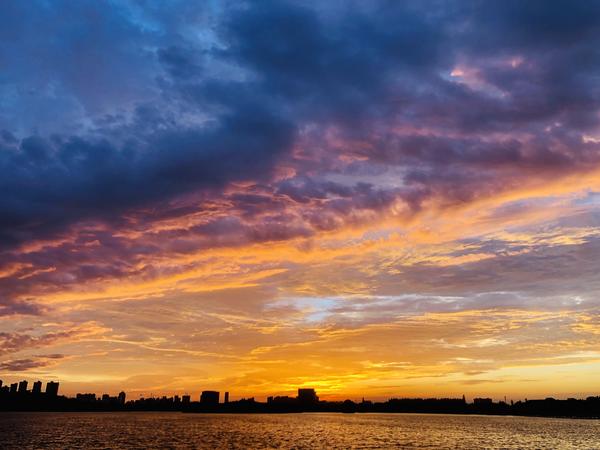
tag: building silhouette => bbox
[1,380,599,418]
[32,381,42,394]
[267,395,295,405]
[474,397,493,407]
[18,380,28,393]
[46,381,59,396]
[297,388,319,404]
[200,390,219,405]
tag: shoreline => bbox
[1,410,599,420]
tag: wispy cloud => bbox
[1,0,600,398]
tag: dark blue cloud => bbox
[0,0,161,135]
[1,0,600,260]
[0,105,295,247]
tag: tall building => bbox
[0,380,3,388]
[182,395,190,405]
[18,380,28,393]
[46,381,59,396]
[10,383,18,394]
[118,391,126,405]
[200,390,219,405]
[297,388,319,404]
[32,381,42,394]
[224,392,229,403]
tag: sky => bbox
[1,0,600,401]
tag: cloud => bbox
[1,0,599,256]
[0,299,45,317]
[1,0,600,397]
[0,354,67,372]
[0,322,109,355]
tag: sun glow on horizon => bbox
[1,0,600,402]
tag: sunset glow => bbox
[1,0,600,402]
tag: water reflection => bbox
[1,412,599,449]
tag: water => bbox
[1,412,599,449]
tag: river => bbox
[1,412,599,449]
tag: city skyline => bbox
[1,1,600,400]
[2,380,599,420]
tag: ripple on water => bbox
[1,412,599,449]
